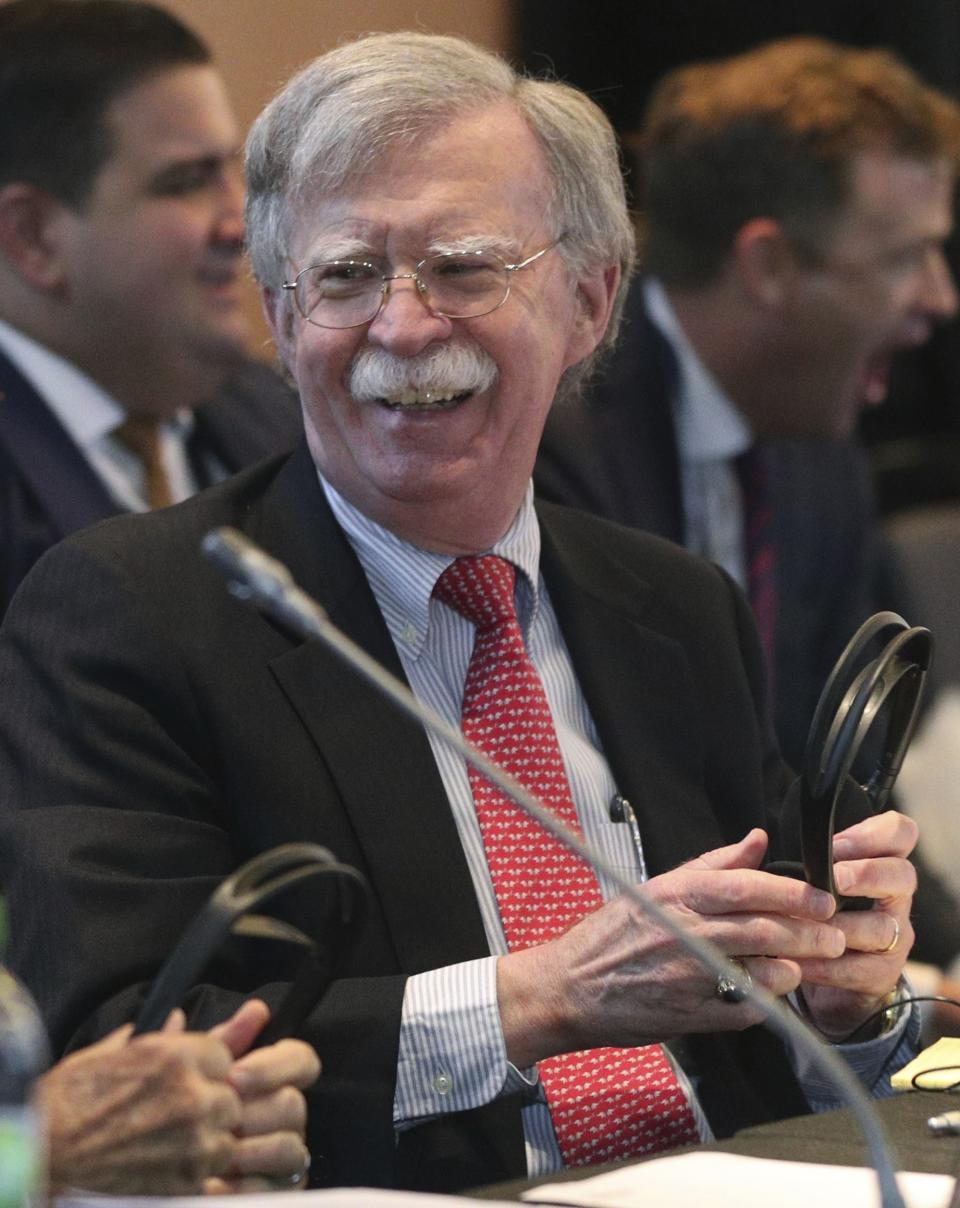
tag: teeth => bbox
[380,389,468,410]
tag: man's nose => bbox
[215,165,246,245]
[366,277,453,355]
[921,247,959,321]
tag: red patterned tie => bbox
[433,555,699,1165]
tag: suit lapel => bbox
[585,281,686,540]
[538,502,724,875]
[250,448,490,973]
[0,352,120,536]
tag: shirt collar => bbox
[0,317,194,447]
[320,474,543,658]
[0,317,126,447]
[643,277,752,463]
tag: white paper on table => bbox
[520,1151,956,1207]
[58,1188,517,1208]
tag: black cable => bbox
[826,992,960,1048]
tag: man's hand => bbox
[38,1020,242,1196]
[202,999,321,1193]
[796,810,918,1039]
[37,1000,321,1197]
[497,828,845,1068]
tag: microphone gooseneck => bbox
[201,525,907,1208]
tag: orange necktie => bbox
[114,416,175,509]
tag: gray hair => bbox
[244,32,635,382]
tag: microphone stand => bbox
[202,526,908,1208]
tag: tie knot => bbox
[114,414,163,460]
[433,555,518,630]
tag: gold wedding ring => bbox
[878,916,900,955]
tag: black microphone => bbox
[201,525,907,1208]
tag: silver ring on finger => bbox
[714,960,753,1004]
[287,1149,311,1189]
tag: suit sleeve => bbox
[0,535,404,1188]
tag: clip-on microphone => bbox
[133,842,368,1045]
[768,612,932,909]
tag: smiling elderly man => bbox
[0,32,919,1193]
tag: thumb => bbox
[76,1022,135,1055]
[209,998,271,1058]
[682,827,769,873]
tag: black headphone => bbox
[770,611,932,905]
[133,843,368,1044]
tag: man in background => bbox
[535,35,960,992]
[0,0,301,615]
[536,36,960,767]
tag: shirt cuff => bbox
[789,985,920,1110]
[394,955,517,1127]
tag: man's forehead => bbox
[103,64,240,168]
[286,101,553,253]
[844,148,954,230]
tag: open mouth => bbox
[379,388,474,411]
[861,353,892,406]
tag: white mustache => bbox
[348,342,498,402]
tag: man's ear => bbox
[0,183,70,292]
[261,285,298,373]
[733,218,800,309]
[564,263,620,369]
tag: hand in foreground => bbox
[37,1000,321,1196]
[201,999,321,1193]
[796,810,918,1040]
[497,828,844,1069]
[38,1017,241,1196]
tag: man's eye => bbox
[152,165,219,196]
[884,245,928,273]
[432,255,498,278]
[320,263,376,281]
[309,263,379,295]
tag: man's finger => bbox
[833,856,917,903]
[232,1039,321,1096]
[73,1022,134,1055]
[210,999,271,1059]
[665,865,836,921]
[831,811,919,861]
[681,827,769,873]
[236,1086,307,1138]
[160,1008,187,1035]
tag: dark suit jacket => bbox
[535,280,960,971]
[535,280,879,770]
[0,445,834,1191]
[0,349,303,617]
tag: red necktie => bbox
[433,555,699,1165]
[735,447,777,688]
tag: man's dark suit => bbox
[535,278,960,970]
[0,348,303,616]
[0,443,826,1191]
[536,281,880,771]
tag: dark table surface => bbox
[471,1091,960,1200]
